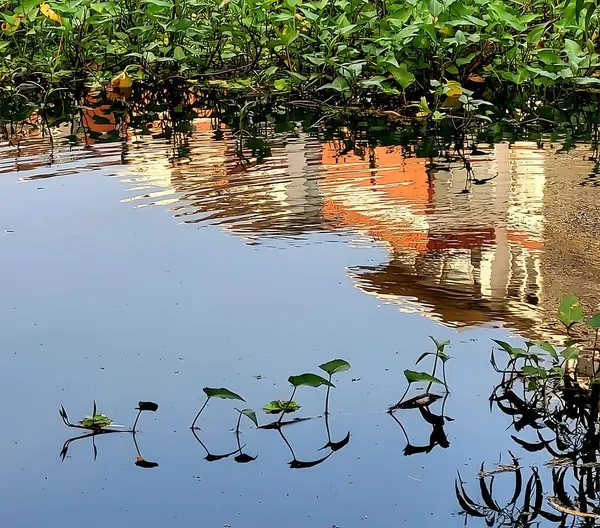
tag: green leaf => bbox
[428,0,443,17]
[404,370,444,386]
[527,23,547,46]
[173,46,185,61]
[238,408,258,427]
[561,348,579,360]
[288,373,334,388]
[203,387,245,401]
[529,340,558,361]
[430,336,450,351]
[137,401,159,412]
[319,359,351,376]
[388,64,415,90]
[318,76,350,92]
[558,295,584,328]
[537,50,562,65]
[493,339,516,356]
[263,400,301,414]
[80,414,112,428]
[521,366,547,378]
[575,77,600,85]
[587,315,600,328]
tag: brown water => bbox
[1,116,600,527]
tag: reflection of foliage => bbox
[456,457,564,525]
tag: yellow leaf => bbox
[444,80,463,98]
[2,14,22,34]
[40,3,62,24]
[111,71,133,89]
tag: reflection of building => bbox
[320,140,550,334]
[122,118,325,238]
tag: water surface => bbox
[1,115,600,526]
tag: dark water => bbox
[1,116,600,526]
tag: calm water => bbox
[1,115,600,526]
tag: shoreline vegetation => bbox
[3,0,600,128]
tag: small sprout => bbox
[191,387,245,429]
[557,294,584,330]
[264,400,301,414]
[319,359,351,414]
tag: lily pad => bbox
[263,400,301,414]
[80,414,112,428]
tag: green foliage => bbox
[80,414,112,428]
[263,400,301,414]
[2,0,600,113]
[237,408,259,427]
[203,388,245,401]
[288,373,334,388]
[404,369,444,386]
[558,295,584,329]
[319,359,351,376]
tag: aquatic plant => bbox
[319,359,351,415]
[263,400,301,414]
[391,336,450,410]
[275,373,334,426]
[190,387,245,429]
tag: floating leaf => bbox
[80,414,112,428]
[137,401,159,412]
[238,408,259,427]
[557,295,584,328]
[203,387,245,401]
[263,400,300,414]
[288,373,334,388]
[319,359,351,376]
[404,370,444,386]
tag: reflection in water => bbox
[3,113,600,336]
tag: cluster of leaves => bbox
[491,294,600,385]
[3,0,600,118]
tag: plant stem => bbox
[324,374,332,415]
[235,411,243,435]
[132,409,142,432]
[426,351,440,394]
[278,386,296,426]
[191,396,211,429]
[593,329,599,378]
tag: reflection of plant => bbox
[456,456,564,525]
[59,400,159,465]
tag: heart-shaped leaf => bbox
[238,408,258,427]
[137,401,159,412]
[203,387,245,401]
[404,370,444,385]
[319,359,351,376]
[558,295,584,328]
[587,314,600,329]
[288,373,334,388]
